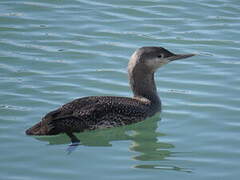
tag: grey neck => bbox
[128,64,161,106]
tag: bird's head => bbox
[128,46,195,73]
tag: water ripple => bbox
[1,0,240,179]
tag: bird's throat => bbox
[129,67,160,106]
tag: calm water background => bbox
[0,0,240,179]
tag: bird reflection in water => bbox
[35,115,192,173]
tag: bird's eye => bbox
[157,54,164,58]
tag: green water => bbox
[0,0,240,179]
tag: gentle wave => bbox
[1,0,240,180]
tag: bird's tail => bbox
[25,122,48,135]
[25,122,42,135]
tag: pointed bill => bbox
[168,54,195,61]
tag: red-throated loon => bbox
[26,47,195,143]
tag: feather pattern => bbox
[26,96,158,135]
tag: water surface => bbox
[0,0,240,179]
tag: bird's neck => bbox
[128,65,161,106]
